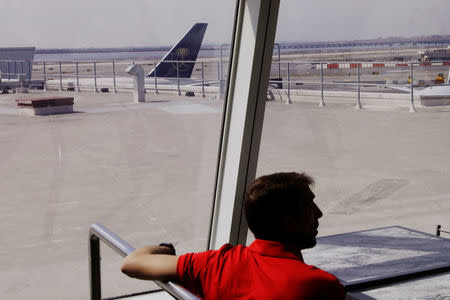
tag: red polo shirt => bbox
[176,239,345,300]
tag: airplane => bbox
[147,23,208,79]
[44,23,212,92]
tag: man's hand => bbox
[158,243,176,255]
[121,245,179,281]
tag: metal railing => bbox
[267,60,450,112]
[4,57,449,113]
[31,59,226,96]
[33,58,447,93]
[89,223,200,300]
[436,225,450,237]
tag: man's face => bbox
[284,187,323,249]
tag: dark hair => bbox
[244,172,314,242]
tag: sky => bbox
[0,0,449,48]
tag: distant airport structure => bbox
[420,47,450,61]
[278,35,450,50]
[0,47,35,80]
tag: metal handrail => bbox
[436,224,450,237]
[89,223,200,300]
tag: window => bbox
[254,0,450,243]
[0,1,235,298]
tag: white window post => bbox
[208,0,280,249]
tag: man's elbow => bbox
[121,257,147,279]
[121,252,178,281]
[121,257,165,280]
[121,258,138,278]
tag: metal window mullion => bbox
[209,0,280,249]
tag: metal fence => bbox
[27,59,228,96]
[268,60,449,111]
[2,57,449,112]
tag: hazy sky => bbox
[0,0,449,48]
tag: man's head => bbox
[244,172,322,249]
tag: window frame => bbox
[208,0,280,249]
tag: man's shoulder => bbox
[297,265,345,298]
[302,264,341,283]
[217,243,236,253]
[205,243,248,262]
[179,243,245,264]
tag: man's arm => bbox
[121,245,179,281]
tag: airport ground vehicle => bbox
[434,73,445,84]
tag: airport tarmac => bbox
[0,86,449,299]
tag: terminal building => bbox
[0,47,35,80]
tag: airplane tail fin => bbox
[147,23,208,78]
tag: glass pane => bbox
[252,0,450,243]
[0,1,235,299]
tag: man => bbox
[121,172,345,299]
